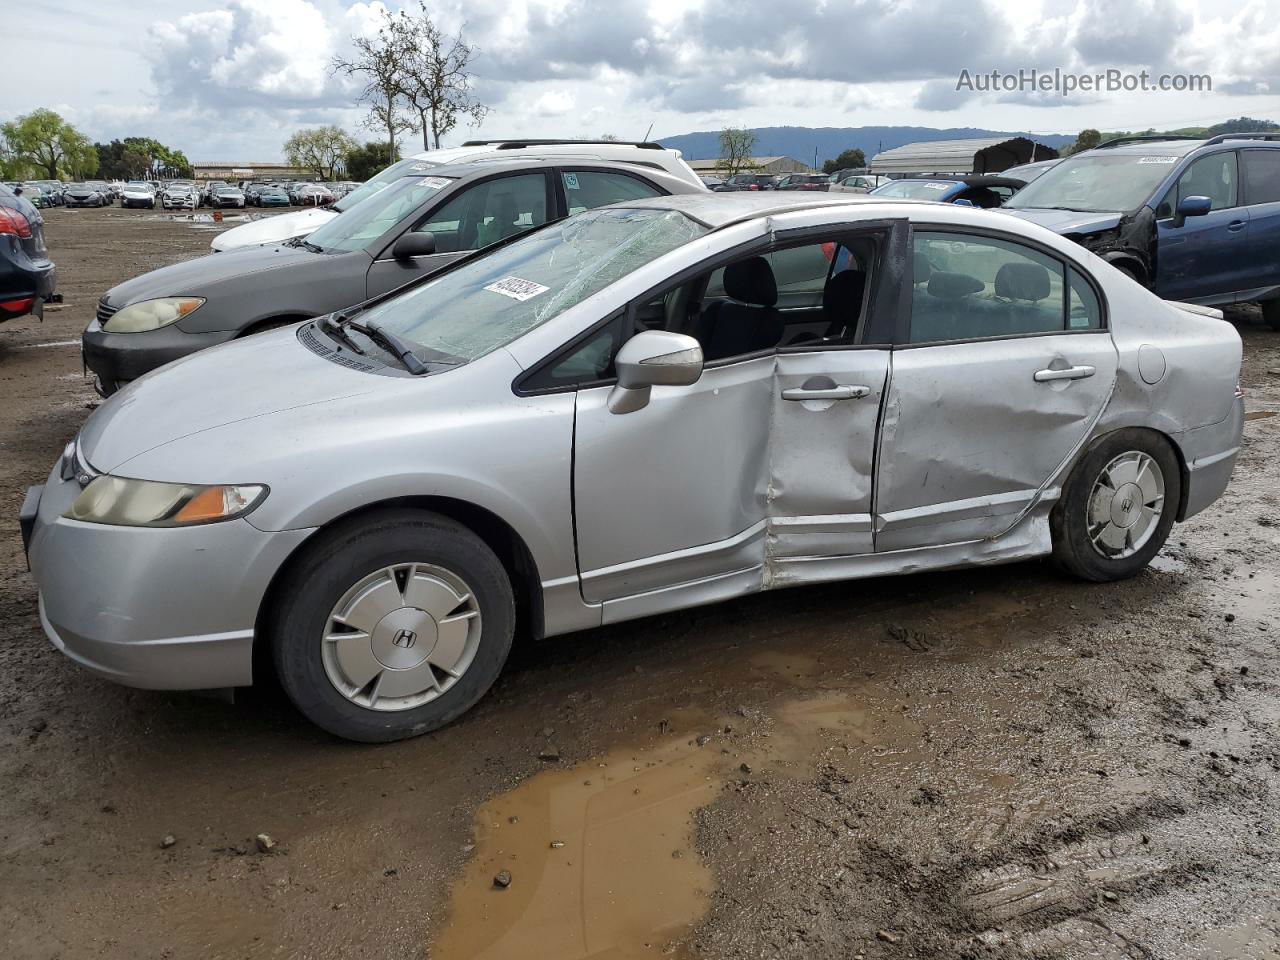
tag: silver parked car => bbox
[22,194,1244,742]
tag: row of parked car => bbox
[14,134,1259,744]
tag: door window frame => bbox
[897,223,1110,349]
[1239,147,1280,207]
[373,169,557,261]
[1154,149,1242,220]
[512,219,907,396]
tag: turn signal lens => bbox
[65,476,267,527]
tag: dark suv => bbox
[0,183,55,323]
[1003,132,1280,328]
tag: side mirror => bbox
[608,330,703,414]
[12,185,21,196]
[1172,195,1211,228]
[391,232,437,260]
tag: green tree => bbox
[344,141,395,181]
[822,148,866,174]
[1,109,96,179]
[1206,116,1279,136]
[1064,128,1102,156]
[284,126,359,179]
[717,127,757,176]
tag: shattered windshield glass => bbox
[355,207,707,363]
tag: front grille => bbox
[96,298,118,326]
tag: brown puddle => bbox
[430,709,721,959]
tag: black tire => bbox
[1262,298,1280,332]
[269,510,515,742]
[1051,428,1181,582]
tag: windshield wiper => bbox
[284,235,325,253]
[347,319,428,375]
[321,313,364,354]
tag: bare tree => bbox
[717,127,757,176]
[331,11,417,162]
[393,4,487,150]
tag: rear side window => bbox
[910,231,1071,343]
[1068,268,1103,329]
[1241,150,1280,205]
[562,171,662,215]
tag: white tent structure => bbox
[870,137,1058,176]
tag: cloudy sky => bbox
[9,0,1280,162]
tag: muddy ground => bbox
[1,207,1278,960]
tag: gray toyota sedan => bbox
[23,194,1244,742]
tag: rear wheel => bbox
[1262,298,1280,331]
[270,510,515,742]
[1051,429,1180,582]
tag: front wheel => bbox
[269,510,515,742]
[1051,429,1181,582]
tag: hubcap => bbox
[321,562,481,712]
[1086,451,1165,560]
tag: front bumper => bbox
[25,468,313,690]
[82,316,237,396]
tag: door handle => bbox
[1227,220,1247,232]
[1034,365,1095,383]
[782,384,871,401]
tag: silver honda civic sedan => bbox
[22,194,1244,742]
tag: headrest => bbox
[823,269,866,317]
[927,271,984,300]
[994,261,1051,301]
[723,256,778,307]
[913,252,932,283]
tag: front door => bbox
[1155,151,1250,302]
[876,228,1118,551]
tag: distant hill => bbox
[655,126,1076,167]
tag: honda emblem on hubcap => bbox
[392,628,418,649]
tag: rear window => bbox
[1242,149,1280,205]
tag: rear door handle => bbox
[1034,365,1095,383]
[1227,219,1247,232]
[782,384,871,401]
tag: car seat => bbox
[694,257,785,361]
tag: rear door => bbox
[1238,148,1280,298]
[366,171,554,298]
[876,227,1117,551]
[1155,151,1251,302]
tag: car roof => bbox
[396,157,702,192]
[1089,139,1206,157]
[609,192,933,228]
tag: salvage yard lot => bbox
[2,207,1280,959]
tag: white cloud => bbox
[533,91,576,116]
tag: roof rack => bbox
[1095,134,1204,149]
[460,139,666,151]
[1202,132,1280,145]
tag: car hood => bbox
[1001,207,1125,235]
[79,324,375,473]
[104,243,323,306]
[210,207,337,252]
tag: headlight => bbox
[103,297,204,333]
[64,476,267,527]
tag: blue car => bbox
[1002,132,1280,329]
[869,175,1027,208]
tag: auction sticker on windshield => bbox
[484,277,550,301]
[1137,156,1179,164]
[420,177,451,189]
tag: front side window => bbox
[910,231,1077,343]
[414,174,548,254]
[356,207,706,364]
[1172,152,1238,211]
[562,171,662,215]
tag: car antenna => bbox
[642,122,654,142]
